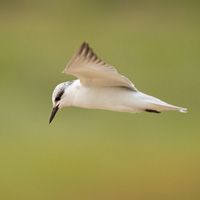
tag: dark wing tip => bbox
[78,42,106,65]
[79,42,88,54]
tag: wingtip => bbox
[81,41,88,47]
[62,42,88,74]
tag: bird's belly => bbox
[72,86,144,113]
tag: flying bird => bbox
[49,42,187,123]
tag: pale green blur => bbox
[0,0,200,199]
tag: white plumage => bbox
[49,42,187,123]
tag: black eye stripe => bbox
[54,81,74,103]
[55,90,64,102]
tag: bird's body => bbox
[49,42,187,123]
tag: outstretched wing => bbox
[63,42,137,91]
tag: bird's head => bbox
[49,81,74,123]
[49,82,69,124]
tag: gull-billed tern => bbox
[49,42,187,123]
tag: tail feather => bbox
[146,100,187,113]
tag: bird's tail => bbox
[146,99,187,113]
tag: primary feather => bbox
[63,42,137,91]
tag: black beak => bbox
[49,105,59,124]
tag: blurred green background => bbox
[1,0,200,199]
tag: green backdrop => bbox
[1,0,199,199]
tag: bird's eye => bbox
[55,96,61,102]
[55,90,64,102]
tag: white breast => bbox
[67,80,143,113]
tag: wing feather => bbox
[62,42,137,91]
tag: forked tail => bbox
[145,100,187,113]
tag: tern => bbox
[49,42,187,123]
